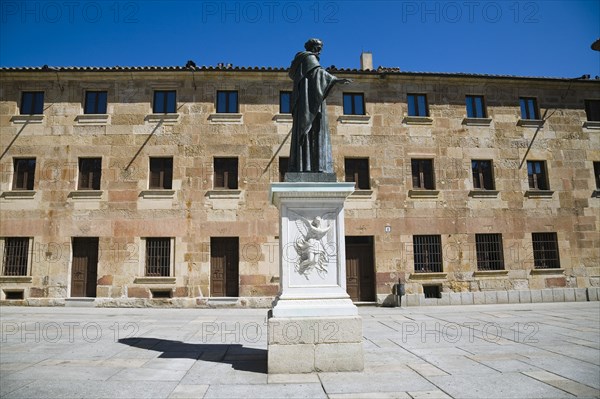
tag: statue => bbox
[291,211,335,279]
[287,38,351,176]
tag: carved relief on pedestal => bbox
[290,210,336,280]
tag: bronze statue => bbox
[287,38,351,177]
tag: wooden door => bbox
[71,238,98,297]
[346,237,375,302]
[210,237,239,297]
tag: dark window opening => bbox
[519,97,540,120]
[279,157,289,182]
[280,91,291,114]
[78,158,102,190]
[345,158,370,189]
[150,290,172,298]
[343,93,365,115]
[149,158,173,189]
[466,95,486,118]
[411,159,435,189]
[423,285,442,299]
[4,291,24,300]
[532,232,560,269]
[214,157,238,189]
[413,235,443,273]
[594,161,600,190]
[84,91,107,114]
[407,94,429,117]
[3,238,29,276]
[20,92,44,115]
[13,158,36,190]
[585,100,600,122]
[153,90,176,114]
[217,91,238,113]
[476,234,505,271]
[145,238,171,277]
[527,160,549,190]
[472,160,494,190]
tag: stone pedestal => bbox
[268,182,363,373]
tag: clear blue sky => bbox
[1,0,599,78]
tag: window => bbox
[532,232,560,269]
[84,91,107,114]
[280,91,291,114]
[149,158,173,189]
[279,157,289,182]
[214,157,238,189]
[472,160,494,190]
[153,90,176,114]
[527,160,549,190]
[466,95,486,118]
[145,238,171,277]
[413,235,442,273]
[2,238,29,276]
[345,158,370,189]
[78,158,102,190]
[407,94,428,117]
[476,234,505,271]
[519,97,539,120]
[20,92,44,115]
[594,161,600,189]
[12,158,36,190]
[411,159,435,189]
[343,93,365,115]
[585,100,600,121]
[217,91,238,113]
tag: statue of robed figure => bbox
[287,38,351,176]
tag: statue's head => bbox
[311,216,322,227]
[304,38,323,54]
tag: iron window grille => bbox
[472,160,494,190]
[411,159,435,189]
[149,158,173,189]
[78,158,102,190]
[20,92,44,115]
[532,232,560,269]
[217,91,238,113]
[343,93,365,115]
[527,160,549,190]
[13,158,36,190]
[466,95,487,118]
[2,238,29,276]
[145,238,171,277]
[519,97,540,120]
[153,90,176,114]
[279,91,291,114]
[345,158,370,189]
[475,234,505,271]
[214,158,238,189]
[84,91,107,114]
[413,235,443,273]
[407,94,429,117]
[584,100,600,121]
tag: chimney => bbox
[360,52,373,70]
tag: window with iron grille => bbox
[280,91,291,114]
[527,160,549,190]
[12,158,36,190]
[343,93,365,115]
[411,159,435,189]
[149,158,173,189]
[519,97,540,120]
[594,161,600,189]
[2,238,29,276]
[84,91,107,114]
[407,94,429,117]
[475,234,505,271]
[145,238,171,277]
[584,100,600,121]
[532,232,560,269]
[345,158,370,189]
[217,91,238,113]
[413,235,443,273]
[466,95,487,118]
[472,160,494,190]
[153,90,176,114]
[78,158,102,190]
[279,157,289,182]
[20,92,44,115]
[214,157,238,189]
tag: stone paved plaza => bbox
[1,302,599,398]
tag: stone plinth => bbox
[268,182,363,373]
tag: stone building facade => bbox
[1,58,599,307]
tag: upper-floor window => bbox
[20,92,44,115]
[84,91,107,114]
[217,91,238,113]
[343,93,365,115]
[279,157,289,182]
[407,94,429,117]
[78,158,102,190]
[345,158,370,189]
[153,90,176,114]
[279,91,291,114]
[466,95,486,118]
[532,232,560,269]
[472,160,494,190]
[2,237,29,276]
[145,238,171,277]
[411,159,435,189]
[584,100,600,121]
[13,158,36,190]
[413,235,442,273]
[476,234,505,271]
[594,161,600,190]
[527,160,549,190]
[214,157,238,189]
[519,97,540,120]
[149,157,173,189]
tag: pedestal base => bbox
[267,315,364,374]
